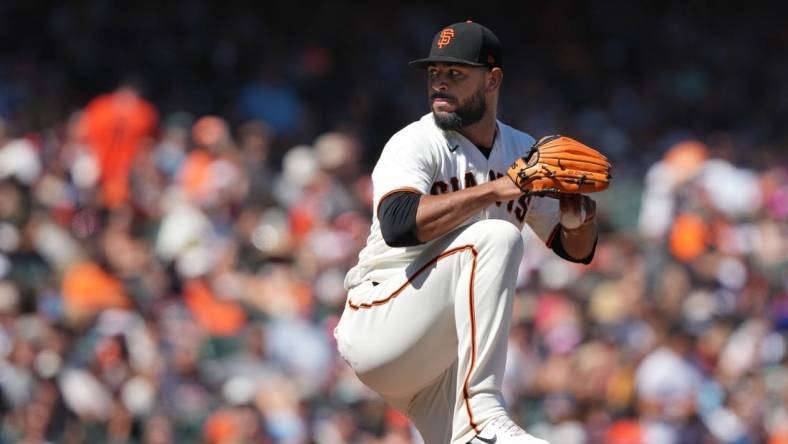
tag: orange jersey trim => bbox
[347,244,475,310]
[462,247,480,433]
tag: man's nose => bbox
[430,80,448,92]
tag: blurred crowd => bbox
[0,1,787,444]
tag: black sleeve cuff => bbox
[379,191,423,247]
[549,226,597,264]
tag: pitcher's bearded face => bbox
[427,64,489,131]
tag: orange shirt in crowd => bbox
[178,149,215,203]
[61,261,131,317]
[183,280,246,336]
[669,213,709,262]
[78,88,158,208]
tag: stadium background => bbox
[0,1,786,443]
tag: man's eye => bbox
[450,70,461,78]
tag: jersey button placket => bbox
[483,134,495,220]
[483,154,490,220]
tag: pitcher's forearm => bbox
[415,178,522,242]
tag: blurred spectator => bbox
[77,84,158,208]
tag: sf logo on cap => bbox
[437,28,455,48]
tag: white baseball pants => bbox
[335,219,523,444]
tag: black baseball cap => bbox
[409,21,502,69]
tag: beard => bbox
[431,86,487,131]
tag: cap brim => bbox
[408,56,487,69]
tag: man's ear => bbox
[487,67,503,92]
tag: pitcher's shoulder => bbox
[394,113,443,137]
[497,120,536,147]
[383,114,446,152]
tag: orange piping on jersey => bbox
[375,187,424,215]
[347,244,476,310]
[346,244,482,433]
[462,248,481,433]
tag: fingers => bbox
[559,194,584,229]
[560,194,596,228]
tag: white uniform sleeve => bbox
[371,130,436,212]
[524,195,561,245]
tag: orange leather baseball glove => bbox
[507,135,612,195]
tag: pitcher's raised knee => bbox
[459,220,523,254]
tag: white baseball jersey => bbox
[345,113,560,290]
[337,113,563,443]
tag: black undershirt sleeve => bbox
[549,227,598,264]
[378,191,423,247]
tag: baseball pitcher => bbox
[335,21,610,444]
